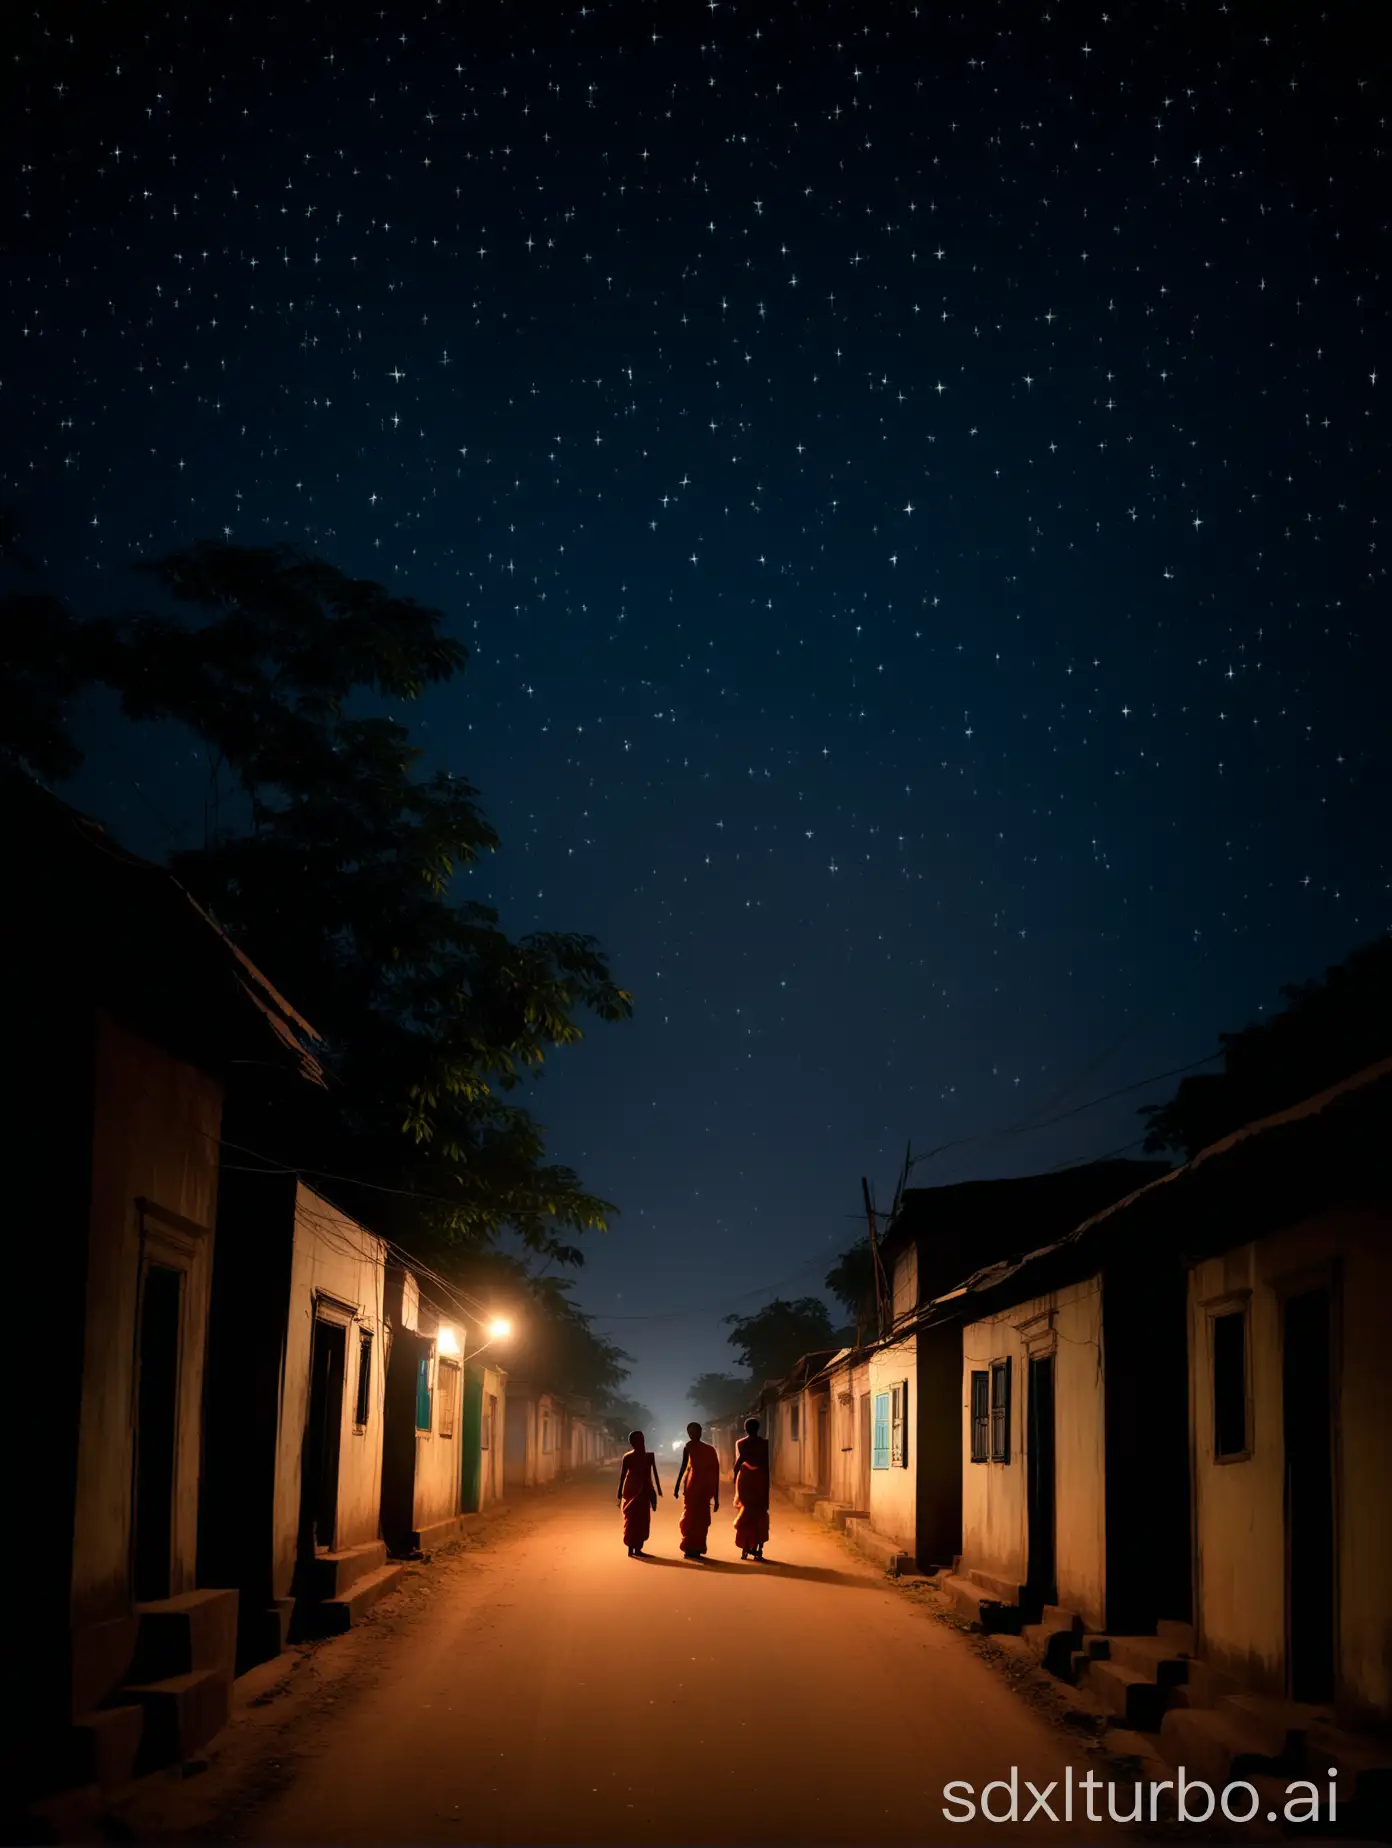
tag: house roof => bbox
[913,1053,1392,1328]
[9,769,324,1088]
[878,1157,1167,1269]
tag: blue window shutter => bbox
[416,1352,432,1431]
[872,1391,890,1470]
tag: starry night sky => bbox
[7,0,1388,1437]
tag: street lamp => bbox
[487,1317,512,1341]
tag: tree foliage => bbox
[824,1241,878,1344]
[687,1371,755,1421]
[605,1397,657,1445]
[1141,935,1392,1160]
[2,537,632,1264]
[723,1296,843,1383]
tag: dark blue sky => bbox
[7,0,1387,1437]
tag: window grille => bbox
[970,1370,990,1462]
[354,1331,373,1428]
[989,1358,1011,1462]
[890,1379,909,1467]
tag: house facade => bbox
[201,1176,396,1666]
[10,777,322,1815]
[858,1161,1166,1573]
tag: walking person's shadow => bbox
[635,1554,879,1590]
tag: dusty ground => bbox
[102,1476,1237,1845]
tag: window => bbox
[890,1380,909,1467]
[871,1390,890,1470]
[790,1400,800,1442]
[438,1359,460,1438]
[354,1331,373,1429]
[415,1351,432,1433]
[482,1393,497,1450]
[989,1358,1012,1463]
[970,1370,990,1462]
[1212,1308,1249,1460]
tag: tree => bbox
[723,1296,844,1383]
[824,1242,878,1345]
[3,538,633,1264]
[605,1398,657,1446]
[1141,935,1392,1159]
[688,1371,754,1421]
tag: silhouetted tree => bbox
[688,1371,754,1420]
[1141,936,1392,1159]
[723,1296,843,1383]
[824,1241,878,1344]
[2,538,632,1264]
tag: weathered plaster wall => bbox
[1190,1205,1392,1724]
[72,1013,223,1631]
[270,1184,387,1598]
[479,1368,506,1507]
[868,1336,917,1550]
[504,1395,535,1488]
[960,1277,1105,1628]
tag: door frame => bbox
[305,1291,356,1553]
[1025,1346,1058,1612]
[131,1198,210,1603]
[1276,1260,1342,1705]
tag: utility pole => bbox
[861,1175,889,1340]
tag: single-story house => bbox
[767,1351,841,1502]
[939,1057,1392,1744]
[9,775,322,1815]
[503,1384,568,1489]
[861,1160,1166,1571]
[201,1174,397,1667]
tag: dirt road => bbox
[125,1473,1126,1844]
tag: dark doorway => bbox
[133,1264,183,1602]
[1026,1355,1057,1611]
[1284,1288,1335,1703]
[304,1318,346,1553]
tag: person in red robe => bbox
[617,1431,662,1556]
[733,1416,771,1560]
[675,1421,721,1558]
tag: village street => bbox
[118,1473,1131,1847]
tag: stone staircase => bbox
[297,1538,405,1638]
[1035,1617,1392,1835]
[812,1499,867,1534]
[66,1588,238,1794]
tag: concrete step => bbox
[1159,1705,1289,1790]
[412,1512,470,1554]
[1304,1722,1392,1831]
[131,1587,238,1682]
[121,1667,231,1774]
[1216,1692,1334,1760]
[1084,1659,1170,1733]
[1022,1610,1083,1679]
[1156,1618,1196,1655]
[309,1561,406,1636]
[1160,1655,1242,1711]
[788,1487,819,1513]
[940,1572,1021,1634]
[1104,1633,1191,1686]
[967,1566,1024,1605]
[843,1517,912,1575]
[306,1538,387,1600]
[812,1500,864,1531]
[67,1704,144,1791]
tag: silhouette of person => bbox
[733,1416,771,1560]
[617,1431,661,1556]
[675,1420,721,1558]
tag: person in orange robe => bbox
[733,1416,771,1560]
[617,1431,662,1556]
[675,1421,721,1558]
